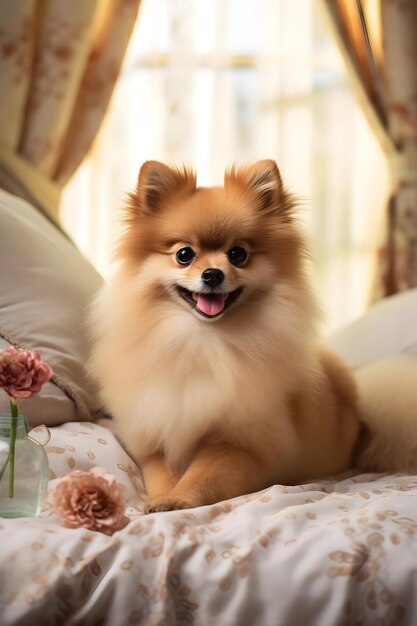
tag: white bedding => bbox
[1,421,416,626]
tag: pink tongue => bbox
[197,293,225,317]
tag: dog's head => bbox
[119,159,307,322]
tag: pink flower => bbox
[50,467,129,535]
[0,347,52,398]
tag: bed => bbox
[1,420,417,625]
[1,189,417,625]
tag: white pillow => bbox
[0,189,103,426]
[327,288,417,368]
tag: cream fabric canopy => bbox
[0,0,141,222]
[322,0,417,296]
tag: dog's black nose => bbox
[202,268,225,288]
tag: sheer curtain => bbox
[61,0,389,332]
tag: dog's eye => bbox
[175,246,196,265]
[228,246,248,266]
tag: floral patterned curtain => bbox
[322,0,417,296]
[0,0,141,222]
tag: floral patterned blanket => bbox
[1,421,416,626]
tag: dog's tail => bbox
[354,355,417,472]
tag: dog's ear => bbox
[130,161,197,215]
[225,160,290,217]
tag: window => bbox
[62,0,389,331]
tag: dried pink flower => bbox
[50,467,129,535]
[0,347,52,399]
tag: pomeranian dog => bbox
[89,159,417,513]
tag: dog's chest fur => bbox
[91,277,319,472]
[101,338,311,472]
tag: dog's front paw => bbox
[143,494,195,514]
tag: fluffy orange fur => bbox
[89,159,360,512]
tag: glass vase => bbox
[0,414,49,518]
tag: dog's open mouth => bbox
[176,286,243,318]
